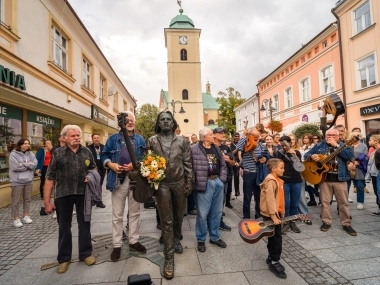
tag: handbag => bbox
[349,168,356,179]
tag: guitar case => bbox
[117,113,155,203]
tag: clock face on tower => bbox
[179,36,188,45]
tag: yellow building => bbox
[0,0,136,207]
[159,8,220,137]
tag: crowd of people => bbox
[8,112,380,279]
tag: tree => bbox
[216,87,245,136]
[293,123,322,139]
[135,104,160,141]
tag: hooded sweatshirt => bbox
[9,150,37,186]
[259,173,284,218]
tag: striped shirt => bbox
[236,138,268,171]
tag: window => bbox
[315,46,319,54]
[100,75,106,100]
[285,88,292,108]
[273,94,279,112]
[322,41,328,48]
[52,25,68,72]
[354,1,371,34]
[307,52,311,59]
[301,57,305,63]
[295,61,299,67]
[301,78,310,102]
[357,54,376,89]
[180,49,187,61]
[208,119,214,125]
[251,112,256,126]
[331,33,336,42]
[182,89,188,100]
[113,92,118,110]
[321,65,334,94]
[82,58,91,89]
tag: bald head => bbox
[248,128,260,143]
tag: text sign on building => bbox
[91,105,108,124]
[360,103,380,116]
[27,111,61,128]
[0,65,26,91]
[0,102,22,120]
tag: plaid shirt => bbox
[46,145,97,198]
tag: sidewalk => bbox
[1,182,380,284]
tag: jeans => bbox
[306,184,319,203]
[372,176,380,208]
[298,181,309,214]
[352,179,365,203]
[242,171,260,219]
[195,178,224,242]
[283,182,302,216]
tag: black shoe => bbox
[305,220,312,226]
[307,201,317,206]
[268,262,287,279]
[96,201,106,208]
[209,239,227,248]
[219,222,231,231]
[129,242,147,253]
[40,207,48,216]
[372,211,380,216]
[174,240,183,254]
[343,226,357,236]
[198,241,206,252]
[320,223,331,232]
[289,221,301,233]
[110,247,121,262]
[225,203,233,209]
[281,222,290,234]
[266,257,285,271]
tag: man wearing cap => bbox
[236,128,269,219]
[213,127,234,231]
[229,132,241,196]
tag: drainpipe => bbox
[331,8,349,128]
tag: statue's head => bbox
[154,111,178,134]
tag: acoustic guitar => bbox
[302,136,359,185]
[238,214,312,244]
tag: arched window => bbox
[180,49,187,61]
[208,119,215,125]
[182,89,188,100]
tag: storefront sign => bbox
[360,103,380,116]
[91,105,109,124]
[0,65,26,91]
[27,111,61,128]
[0,103,22,120]
[301,114,308,122]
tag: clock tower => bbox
[164,8,203,137]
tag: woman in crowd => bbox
[35,140,53,215]
[9,139,38,228]
[289,134,300,151]
[367,135,380,216]
[348,132,368,209]
[265,135,276,158]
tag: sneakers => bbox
[197,241,206,252]
[320,223,331,232]
[372,210,380,216]
[22,216,33,224]
[52,211,57,219]
[266,257,285,271]
[225,203,233,209]
[13,219,23,228]
[210,239,227,248]
[219,222,231,231]
[110,247,121,262]
[40,207,48,216]
[343,225,357,236]
[307,201,317,206]
[268,261,287,279]
[57,261,70,274]
[289,221,301,233]
[281,222,290,234]
[83,256,96,266]
[357,203,364,210]
[348,198,353,203]
[129,242,147,254]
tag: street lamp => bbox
[260,98,276,121]
[170,100,185,117]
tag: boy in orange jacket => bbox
[260,158,286,279]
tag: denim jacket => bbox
[304,140,353,182]
[101,131,146,191]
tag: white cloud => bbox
[68,0,336,106]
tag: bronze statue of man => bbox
[146,111,193,279]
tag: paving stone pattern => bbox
[229,198,353,285]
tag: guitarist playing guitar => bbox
[304,128,357,236]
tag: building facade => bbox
[333,0,380,136]
[0,0,136,207]
[257,23,344,135]
[234,94,259,134]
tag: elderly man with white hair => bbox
[191,128,227,253]
[101,111,147,262]
[44,125,98,274]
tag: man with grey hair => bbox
[191,128,227,253]
[44,125,97,274]
[101,111,147,262]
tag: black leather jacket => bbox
[146,135,193,190]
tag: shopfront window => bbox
[27,111,61,152]
[365,119,380,136]
[0,103,22,184]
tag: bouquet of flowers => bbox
[140,151,167,190]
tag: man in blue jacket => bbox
[304,128,357,236]
[101,111,146,262]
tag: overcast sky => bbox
[69,0,337,107]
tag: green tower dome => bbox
[169,9,194,29]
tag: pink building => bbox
[257,23,344,134]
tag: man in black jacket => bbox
[87,134,106,208]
